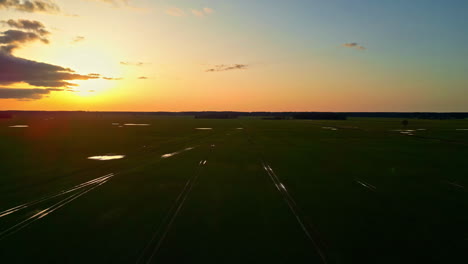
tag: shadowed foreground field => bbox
[1,114,468,263]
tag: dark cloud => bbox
[0,87,61,100]
[2,19,50,35]
[0,19,50,52]
[0,0,60,13]
[0,29,49,45]
[72,36,85,43]
[0,18,115,101]
[138,76,148,79]
[205,64,249,72]
[120,61,147,66]
[342,42,366,50]
[0,52,100,87]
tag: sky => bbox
[0,0,467,112]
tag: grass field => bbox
[1,114,468,263]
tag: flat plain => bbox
[1,114,468,263]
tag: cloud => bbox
[0,19,117,101]
[0,19,50,52]
[102,77,122,80]
[0,30,49,44]
[2,19,50,35]
[120,61,147,66]
[205,64,249,72]
[87,0,129,6]
[165,7,185,17]
[191,9,204,17]
[342,42,366,50]
[0,0,60,13]
[72,36,85,43]
[191,7,214,17]
[138,76,148,79]
[203,8,214,14]
[0,52,101,87]
[0,87,61,100]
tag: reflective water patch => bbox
[124,123,150,126]
[161,147,195,159]
[88,155,125,161]
[9,125,29,128]
[195,128,212,130]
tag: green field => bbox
[1,114,468,263]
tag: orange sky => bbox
[1,0,467,112]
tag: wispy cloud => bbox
[203,8,214,14]
[191,7,215,17]
[342,42,366,50]
[86,0,129,7]
[0,0,60,14]
[72,36,85,43]
[102,77,122,80]
[167,7,215,17]
[138,76,148,79]
[120,61,148,66]
[165,7,185,17]
[205,64,248,72]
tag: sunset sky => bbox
[1,0,467,112]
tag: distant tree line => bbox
[1,111,467,120]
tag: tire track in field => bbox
[241,122,331,264]
[136,153,212,264]
[0,175,112,241]
[262,162,329,264]
[0,173,114,219]
[0,145,200,241]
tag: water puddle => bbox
[124,123,150,126]
[236,128,244,130]
[112,123,120,125]
[322,127,338,131]
[88,155,125,161]
[195,128,212,130]
[161,153,176,158]
[161,147,195,159]
[9,125,29,128]
[391,129,415,135]
[456,129,468,131]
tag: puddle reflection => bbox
[88,155,125,161]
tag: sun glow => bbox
[70,78,118,97]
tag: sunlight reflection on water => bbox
[88,155,125,161]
